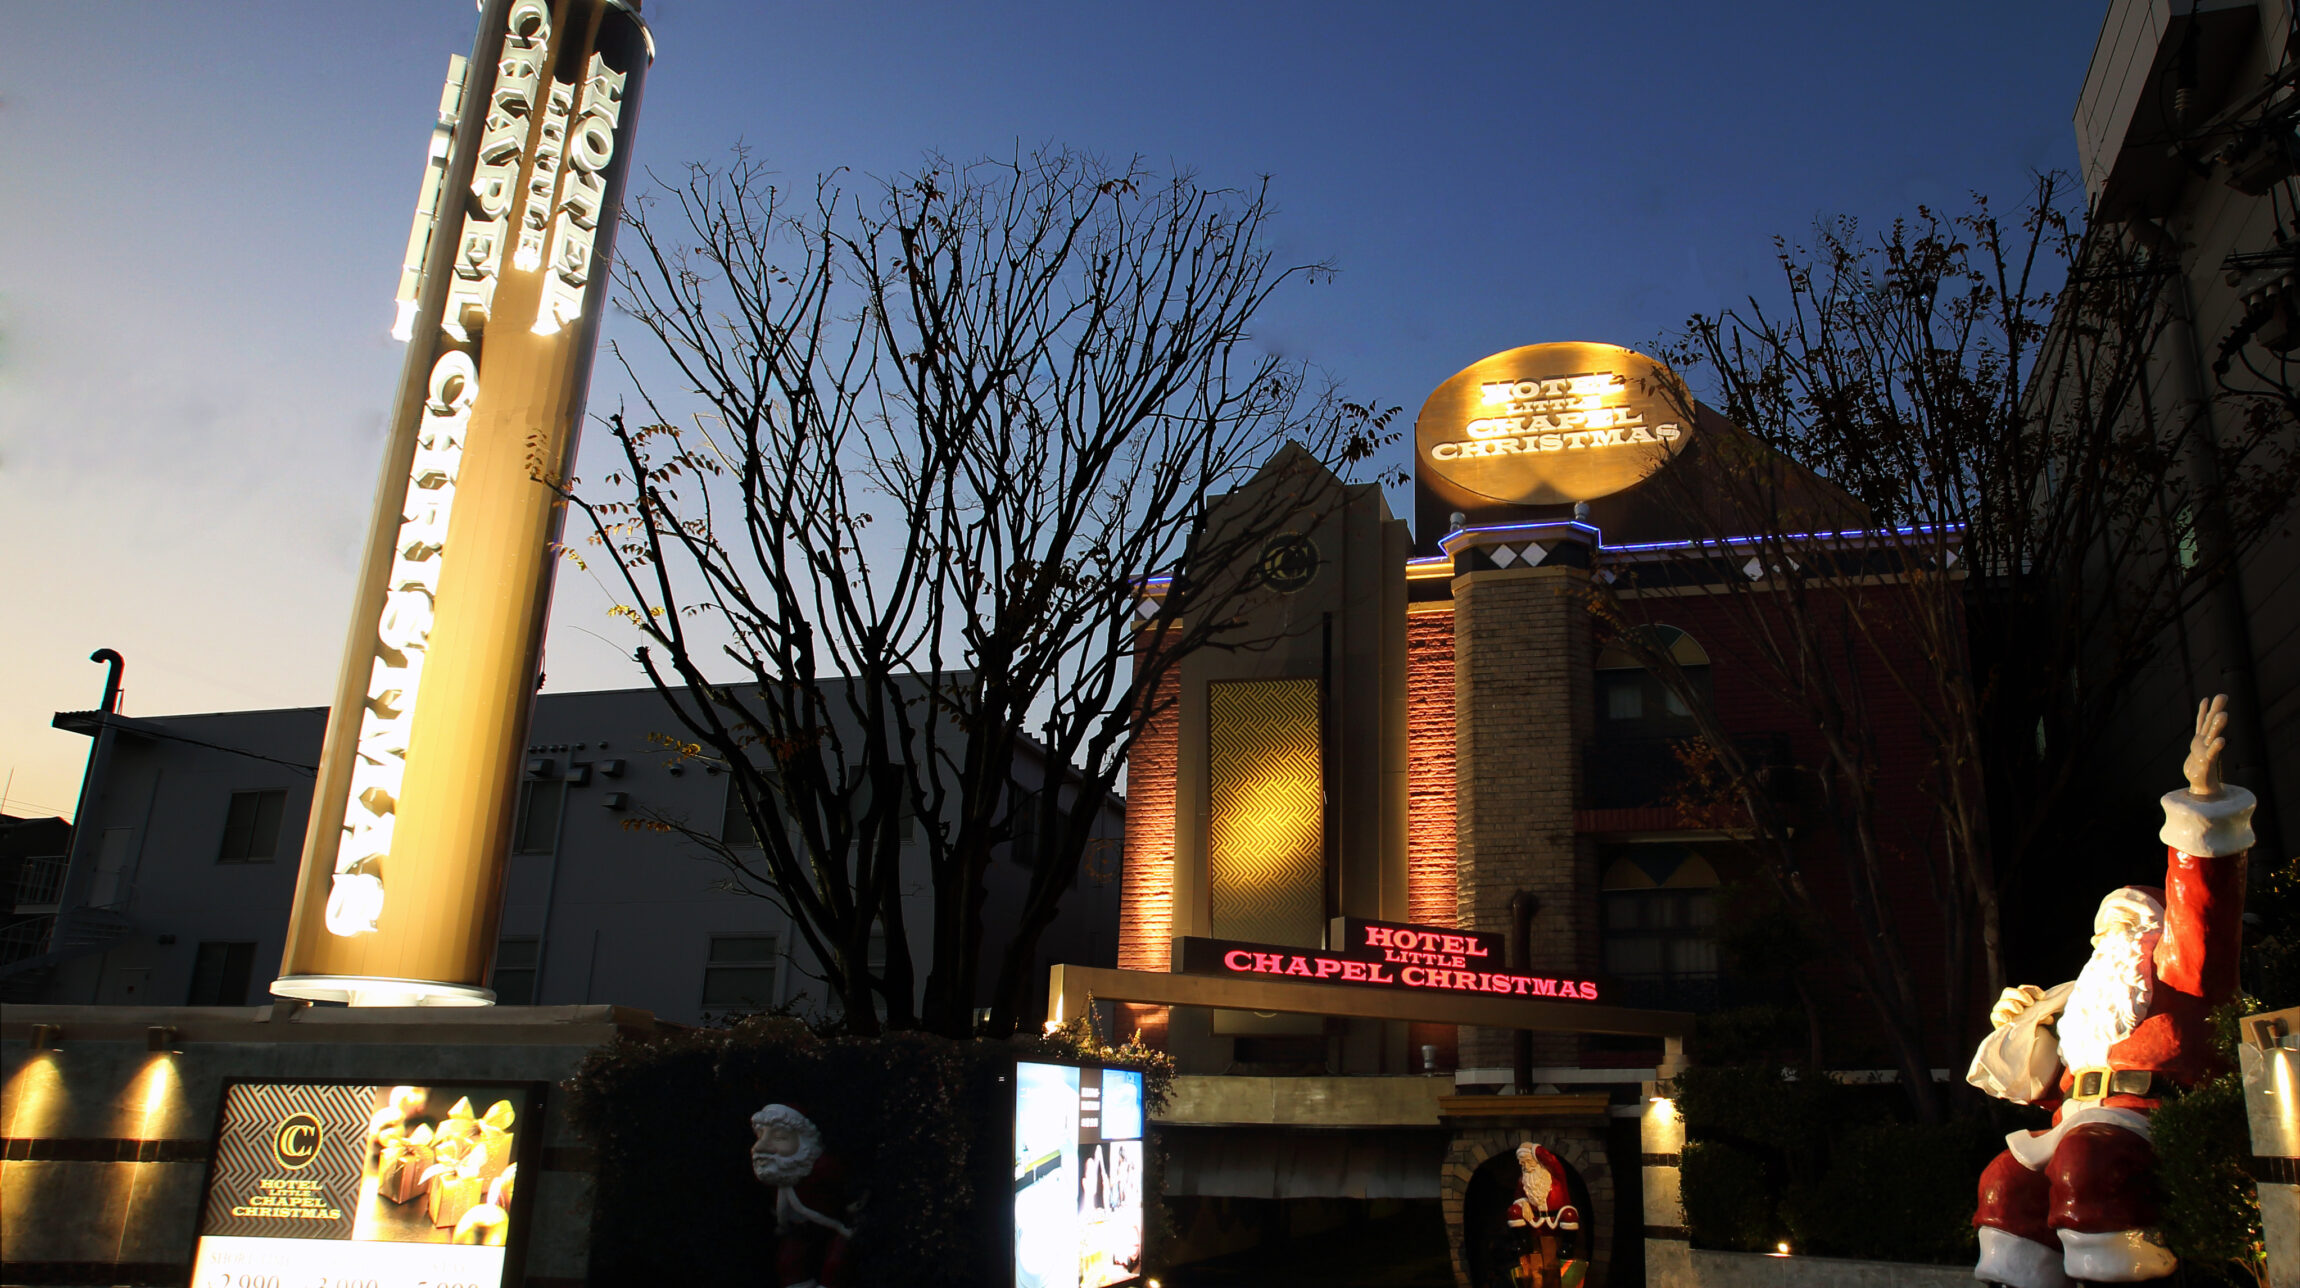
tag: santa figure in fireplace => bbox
[751,1103,854,1288]
[1969,696,2253,1287]
[1507,1141,1583,1288]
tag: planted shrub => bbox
[1680,1140,1785,1252]
[1780,1120,1987,1263]
[562,1014,1169,1288]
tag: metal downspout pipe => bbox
[52,651,126,974]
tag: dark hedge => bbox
[563,1016,1172,1288]
[1672,1062,2004,1263]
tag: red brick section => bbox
[1116,664,1180,1047]
[1406,610,1459,928]
[1118,668,1180,973]
[1405,608,1462,1072]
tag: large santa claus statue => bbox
[751,1103,854,1288]
[1969,696,2253,1287]
[1507,1141,1583,1288]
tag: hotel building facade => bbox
[1101,343,1962,1285]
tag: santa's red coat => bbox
[775,1151,853,1288]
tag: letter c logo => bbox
[1223,950,1252,972]
[274,1113,322,1169]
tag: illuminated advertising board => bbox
[191,1080,539,1288]
[1176,916,1600,1002]
[275,0,652,1006]
[1013,1062,1146,1288]
[1415,341,1692,509]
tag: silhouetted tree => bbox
[1599,173,2298,1118]
[559,150,1393,1035]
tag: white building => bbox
[5,684,1122,1025]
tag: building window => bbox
[721,779,759,847]
[1009,788,1042,867]
[861,782,916,847]
[702,934,780,1011]
[514,779,564,854]
[1599,847,1721,1010]
[491,936,540,1004]
[217,790,288,863]
[1594,625,1710,731]
[187,941,257,1005]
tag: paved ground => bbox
[1167,1209,1455,1288]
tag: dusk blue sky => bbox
[2,2,2105,819]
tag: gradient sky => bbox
[1,1,2106,821]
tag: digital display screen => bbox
[191,1080,535,1288]
[1014,1062,1145,1288]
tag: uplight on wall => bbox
[3,1052,71,1139]
[138,1057,180,1133]
[1641,1094,1685,1155]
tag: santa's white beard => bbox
[752,1141,822,1187]
[1520,1163,1552,1214]
[2057,928,2157,1071]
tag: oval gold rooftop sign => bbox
[1415,341,1692,507]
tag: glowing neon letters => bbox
[442,0,552,342]
[534,53,628,335]
[1180,918,1600,1003]
[326,349,478,936]
[1428,369,1681,461]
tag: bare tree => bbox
[1598,174,2297,1119]
[557,149,1393,1036]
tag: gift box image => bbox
[426,1156,489,1229]
[350,1084,527,1245]
[375,1124,437,1206]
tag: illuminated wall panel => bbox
[1205,679,1324,947]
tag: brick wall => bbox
[1407,608,1463,1071]
[1118,667,1181,975]
[1116,664,1180,1049]
[1454,565,1595,1068]
[1407,608,1459,928]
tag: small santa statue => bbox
[1506,1141,1581,1288]
[1969,696,2252,1287]
[751,1103,854,1288]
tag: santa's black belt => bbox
[2068,1067,2152,1101]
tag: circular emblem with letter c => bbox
[1259,533,1320,593]
[274,1112,322,1169]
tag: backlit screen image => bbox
[1014,1062,1145,1288]
[191,1080,534,1288]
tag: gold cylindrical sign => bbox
[275,0,652,1006]
[1414,341,1692,508]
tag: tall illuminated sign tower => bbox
[274,0,652,1006]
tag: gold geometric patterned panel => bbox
[1207,678,1324,947]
